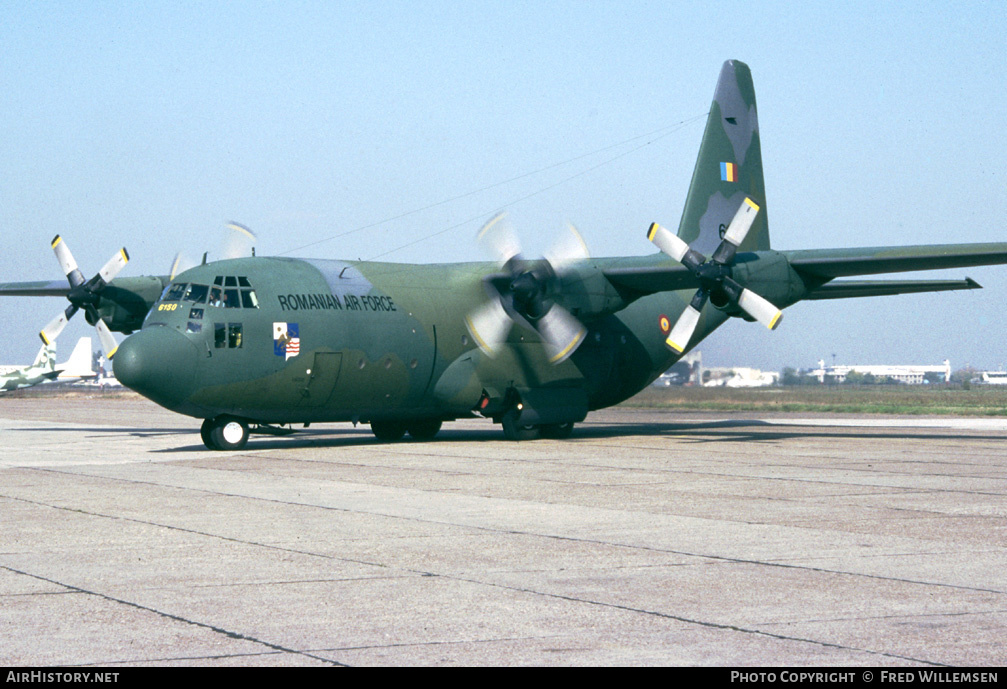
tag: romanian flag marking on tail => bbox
[720,162,737,182]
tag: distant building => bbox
[810,359,951,384]
[653,350,703,386]
[703,367,780,388]
[975,371,1007,385]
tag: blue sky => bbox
[2,1,1006,371]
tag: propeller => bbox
[170,221,258,279]
[39,235,129,359]
[466,213,588,364]
[648,197,782,354]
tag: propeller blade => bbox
[648,222,706,272]
[477,212,522,266]
[93,318,119,359]
[737,287,783,330]
[647,223,691,262]
[465,298,513,357]
[665,303,702,354]
[169,252,200,280]
[39,307,74,345]
[51,235,85,287]
[536,304,587,364]
[98,248,130,284]
[544,222,590,270]
[221,222,258,259]
[721,198,760,248]
[712,197,760,265]
[169,253,184,280]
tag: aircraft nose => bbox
[114,327,199,408]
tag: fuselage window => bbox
[186,322,202,334]
[224,276,238,287]
[189,307,204,320]
[183,284,209,303]
[164,283,187,301]
[223,289,240,308]
[209,286,223,307]
[238,276,251,287]
[214,322,243,348]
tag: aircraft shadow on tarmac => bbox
[10,418,998,454]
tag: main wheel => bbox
[501,410,540,441]
[371,420,407,442]
[540,422,574,439]
[407,419,442,441]
[208,417,249,451]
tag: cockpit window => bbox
[183,284,209,303]
[204,277,259,308]
[164,283,187,301]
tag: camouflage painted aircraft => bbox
[3,60,1007,449]
[0,337,96,392]
[0,342,58,392]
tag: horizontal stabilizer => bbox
[804,278,981,300]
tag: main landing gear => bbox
[370,419,444,442]
[500,409,575,441]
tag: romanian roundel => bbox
[659,314,671,334]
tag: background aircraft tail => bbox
[676,60,770,254]
[32,342,56,371]
[58,337,95,379]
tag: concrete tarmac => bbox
[2,395,1006,666]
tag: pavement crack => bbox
[0,564,348,667]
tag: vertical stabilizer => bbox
[677,60,769,254]
[58,337,95,379]
[32,343,56,370]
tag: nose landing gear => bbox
[201,417,249,451]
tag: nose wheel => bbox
[201,417,249,451]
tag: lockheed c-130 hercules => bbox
[4,60,1007,450]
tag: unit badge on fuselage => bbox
[273,322,300,360]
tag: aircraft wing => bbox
[601,263,699,295]
[0,280,71,296]
[786,242,1007,279]
[802,278,981,300]
[602,242,1007,303]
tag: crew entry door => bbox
[297,352,342,408]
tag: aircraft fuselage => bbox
[112,254,769,427]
